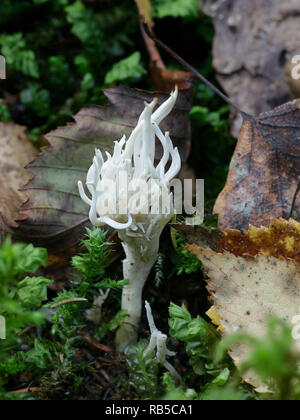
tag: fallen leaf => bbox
[203,0,300,137]
[214,100,300,231]
[188,243,300,389]
[187,218,300,389]
[16,86,193,252]
[173,218,300,262]
[171,223,222,252]
[141,20,300,234]
[140,16,300,233]
[219,218,300,264]
[0,122,37,235]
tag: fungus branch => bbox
[144,301,181,383]
[85,289,110,325]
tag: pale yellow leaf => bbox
[188,244,300,389]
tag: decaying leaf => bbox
[141,18,300,235]
[171,223,222,252]
[172,217,300,262]
[187,218,300,389]
[189,243,300,389]
[214,100,300,231]
[202,0,300,137]
[141,17,300,234]
[16,86,193,252]
[0,122,37,234]
[219,218,300,264]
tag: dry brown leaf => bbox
[140,8,300,234]
[202,0,300,137]
[188,243,300,389]
[213,100,300,231]
[0,122,37,234]
[171,223,222,252]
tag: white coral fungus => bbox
[79,88,181,351]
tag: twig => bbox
[50,298,88,308]
[98,356,127,368]
[289,181,300,219]
[80,330,113,353]
[10,387,41,394]
[142,21,246,116]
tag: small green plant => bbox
[71,228,113,294]
[104,51,146,86]
[152,0,200,19]
[126,341,160,400]
[162,373,197,400]
[168,302,225,377]
[153,252,166,288]
[173,234,202,276]
[0,229,129,398]
[0,99,11,122]
[50,228,128,339]
[165,308,300,400]
[0,0,142,134]
[126,302,231,400]
[0,237,51,394]
[0,32,39,78]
